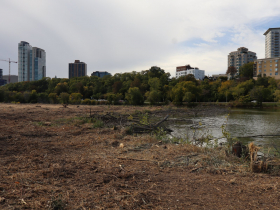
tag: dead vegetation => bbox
[0,104,280,209]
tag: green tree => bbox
[48,93,58,104]
[239,62,254,79]
[256,76,269,88]
[145,78,162,104]
[69,93,83,104]
[37,93,49,103]
[145,90,161,105]
[112,81,122,94]
[14,92,24,103]
[0,90,5,102]
[60,92,70,104]
[148,66,165,78]
[29,90,38,103]
[125,87,144,105]
[273,90,280,102]
[172,81,201,105]
[218,80,234,102]
[55,82,69,95]
[183,92,194,103]
[249,86,270,107]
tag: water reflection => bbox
[228,108,280,147]
[170,108,280,147]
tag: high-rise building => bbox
[69,60,87,79]
[0,69,6,86]
[176,64,205,80]
[91,71,111,78]
[253,28,280,79]
[264,28,280,58]
[228,47,257,73]
[18,41,46,82]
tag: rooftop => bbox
[264,28,280,35]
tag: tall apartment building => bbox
[69,60,87,79]
[228,47,257,73]
[176,65,205,80]
[264,28,280,58]
[18,41,46,82]
[253,28,280,79]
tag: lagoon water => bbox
[170,108,280,148]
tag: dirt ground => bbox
[0,104,280,209]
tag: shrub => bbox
[69,93,83,104]
[48,93,59,104]
[14,92,25,103]
[98,100,108,105]
[60,92,70,104]
[81,98,91,105]
[37,93,49,103]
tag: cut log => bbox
[132,115,171,134]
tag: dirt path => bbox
[0,104,279,209]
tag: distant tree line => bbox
[0,64,280,106]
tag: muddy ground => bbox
[0,104,279,209]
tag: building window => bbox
[264,70,266,72]
[270,60,272,63]
[276,64,278,67]
[276,72,278,75]
[259,70,261,72]
[270,69,272,71]
[270,73,272,75]
[276,68,278,71]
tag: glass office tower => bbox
[18,41,46,82]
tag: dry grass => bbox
[1,104,280,209]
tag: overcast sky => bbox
[0,0,280,78]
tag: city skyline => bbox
[1,1,280,78]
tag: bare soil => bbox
[0,104,280,209]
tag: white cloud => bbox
[1,0,280,78]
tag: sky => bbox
[1,0,280,79]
